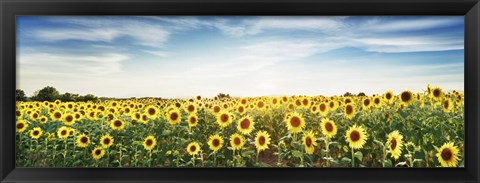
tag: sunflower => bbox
[236,105,246,115]
[303,131,317,155]
[216,111,234,128]
[362,97,372,110]
[318,102,329,116]
[373,96,382,107]
[184,103,197,114]
[230,133,245,150]
[110,119,126,131]
[285,112,305,134]
[384,91,394,103]
[16,120,28,133]
[345,125,368,150]
[188,115,198,127]
[254,131,271,153]
[51,110,63,121]
[100,134,114,148]
[443,98,453,113]
[320,118,337,138]
[57,126,70,139]
[76,134,90,148]
[237,115,255,135]
[29,127,43,139]
[92,147,106,160]
[436,142,460,167]
[387,130,404,160]
[166,108,182,125]
[143,135,157,151]
[39,116,48,124]
[399,90,414,106]
[344,103,356,119]
[63,113,76,126]
[430,86,444,101]
[207,134,224,152]
[144,105,159,119]
[187,142,200,156]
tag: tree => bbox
[16,89,28,101]
[59,92,80,102]
[357,92,366,97]
[78,94,99,102]
[343,92,354,97]
[31,86,60,102]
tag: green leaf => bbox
[354,151,363,161]
[241,150,256,157]
[292,150,303,158]
[340,157,351,163]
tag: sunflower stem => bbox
[325,137,330,167]
[351,148,355,167]
[192,155,195,167]
[256,151,259,163]
[213,152,217,167]
[63,139,67,167]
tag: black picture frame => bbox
[1,0,479,183]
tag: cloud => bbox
[34,17,170,47]
[365,17,463,32]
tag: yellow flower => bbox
[285,112,305,134]
[436,142,461,167]
[188,115,198,127]
[303,131,317,155]
[216,110,234,128]
[144,105,159,119]
[63,113,76,126]
[100,134,114,148]
[166,108,182,125]
[442,98,453,113]
[399,90,414,106]
[92,147,105,160]
[236,115,255,135]
[254,131,271,153]
[76,134,90,148]
[16,120,28,133]
[143,135,157,151]
[345,125,368,150]
[343,103,356,119]
[29,127,43,139]
[387,130,403,160]
[110,119,126,131]
[187,142,200,156]
[320,118,337,138]
[230,133,245,151]
[207,134,224,152]
[57,126,70,139]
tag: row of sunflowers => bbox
[15,85,464,167]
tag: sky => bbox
[16,16,464,99]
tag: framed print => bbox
[1,0,479,183]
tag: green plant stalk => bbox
[325,137,330,167]
[382,142,387,167]
[213,152,217,167]
[192,155,196,167]
[351,148,355,167]
[256,151,259,163]
[63,139,68,167]
[232,150,235,167]
[149,150,152,167]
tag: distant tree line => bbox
[16,86,99,102]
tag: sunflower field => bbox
[15,85,464,168]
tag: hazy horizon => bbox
[17,16,464,98]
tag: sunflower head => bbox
[166,108,182,125]
[57,126,70,139]
[216,111,234,128]
[63,113,76,126]
[384,91,394,102]
[100,134,114,148]
[236,115,255,135]
[285,112,305,134]
[430,87,444,100]
[143,135,157,151]
[230,133,245,151]
[188,115,198,127]
[436,142,461,167]
[387,130,404,160]
[29,127,43,139]
[345,125,368,150]
[145,105,159,119]
[184,103,197,114]
[110,119,126,131]
[186,142,200,156]
[443,98,453,113]
[303,131,317,155]
[255,131,271,153]
[16,120,28,133]
[92,147,106,160]
[344,103,356,119]
[399,90,414,105]
[318,102,329,116]
[207,134,224,152]
[76,134,90,148]
[320,118,337,138]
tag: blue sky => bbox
[16,16,464,98]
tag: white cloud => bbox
[366,17,463,32]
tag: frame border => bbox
[1,0,479,183]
